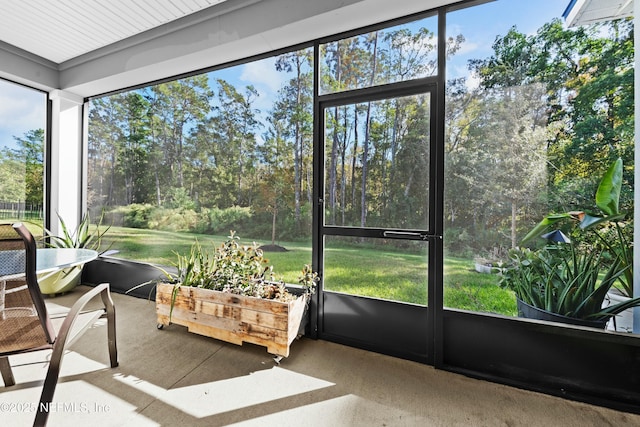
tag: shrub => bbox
[105,204,155,228]
[165,187,196,210]
[191,208,213,234]
[149,207,198,232]
[208,206,253,233]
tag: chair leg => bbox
[0,356,15,387]
[34,350,61,427]
[34,283,119,426]
[100,285,118,368]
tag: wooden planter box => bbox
[156,283,308,357]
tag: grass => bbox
[444,255,517,316]
[323,241,428,304]
[98,226,515,316]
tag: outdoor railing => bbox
[0,200,43,220]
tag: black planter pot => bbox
[516,298,608,329]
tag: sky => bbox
[0,0,572,152]
[212,55,289,129]
[0,79,46,151]
[446,0,570,85]
[211,0,567,135]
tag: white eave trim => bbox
[564,0,633,27]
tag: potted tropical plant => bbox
[500,243,636,328]
[39,212,111,295]
[155,231,317,357]
[499,158,640,329]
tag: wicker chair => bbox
[0,223,118,426]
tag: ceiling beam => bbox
[60,0,447,97]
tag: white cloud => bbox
[465,71,481,91]
[456,39,480,56]
[0,80,46,147]
[239,57,285,95]
[237,57,289,128]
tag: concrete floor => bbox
[2,286,640,426]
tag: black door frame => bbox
[311,74,441,363]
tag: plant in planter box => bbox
[155,231,317,357]
[499,158,640,328]
[38,212,111,295]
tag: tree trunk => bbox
[361,33,378,228]
[155,170,161,206]
[511,200,517,249]
[293,55,303,225]
[340,105,348,225]
[328,43,341,225]
[108,149,116,205]
[329,107,339,224]
[271,203,277,245]
[351,105,358,212]
[361,105,371,228]
[175,124,184,188]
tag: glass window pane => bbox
[324,93,430,229]
[443,0,635,334]
[0,80,46,225]
[87,49,314,282]
[319,15,438,95]
[324,235,427,305]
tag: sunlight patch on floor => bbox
[0,379,157,427]
[114,366,335,418]
[5,349,110,384]
[225,394,425,426]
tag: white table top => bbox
[36,248,98,274]
[0,248,98,278]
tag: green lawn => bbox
[99,226,516,316]
[444,256,517,316]
[323,241,428,304]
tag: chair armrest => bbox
[34,283,118,427]
[51,284,118,367]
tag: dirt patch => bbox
[258,244,289,252]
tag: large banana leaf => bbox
[521,213,572,244]
[579,212,626,229]
[595,157,622,216]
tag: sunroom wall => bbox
[2,0,638,412]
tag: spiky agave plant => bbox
[43,211,111,253]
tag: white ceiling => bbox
[564,0,633,27]
[0,0,465,97]
[0,0,229,63]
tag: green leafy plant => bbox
[43,212,111,252]
[499,245,638,321]
[166,231,317,302]
[500,158,640,323]
[522,158,632,297]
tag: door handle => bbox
[382,231,441,241]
